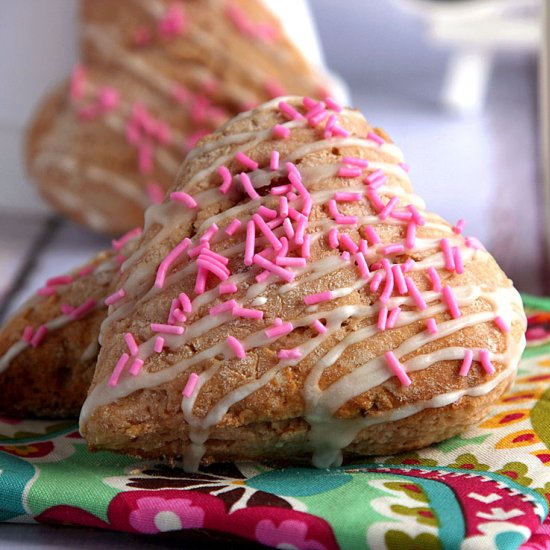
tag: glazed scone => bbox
[80,96,526,469]
[25,0,331,235]
[0,230,139,418]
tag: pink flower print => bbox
[128,496,205,534]
[255,518,327,550]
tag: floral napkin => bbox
[2,294,550,549]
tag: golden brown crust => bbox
[0,251,115,418]
[82,98,526,467]
[25,0,329,235]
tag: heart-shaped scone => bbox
[26,0,330,235]
[0,231,139,418]
[80,96,526,470]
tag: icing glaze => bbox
[80,96,526,471]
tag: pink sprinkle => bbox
[331,124,349,138]
[158,2,186,37]
[465,236,485,250]
[378,306,388,331]
[264,79,286,98]
[187,242,209,258]
[302,234,312,259]
[255,271,271,283]
[399,162,410,172]
[354,252,370,279]
[98,86,120,111]
[78,265,95,277]
[60,304,74,315]
[328,227,339,249]
[200,223,219,243]
[324,96,342,112]
[270,184,292,196]
[268,151,281,173]
[124,333,138,356]
[334,192,362,202]
[440,238,455,272]
[405,277,427,310]
[170,191,197,208]
[258,206,278,221]
[105,288,126,306]
[129,358,144,376]
[277,197,288,219]
[391,209,413,222]
[340,233,359,254]
[392,265,407,295]
[312,319,327,334]
[210,300,238,316]
[196,256,229,281]
[453,219,465,234]
[253,254,294,282]
[406,222,417,250]
[379,196,399,220]
[151,323,184,335]
[402,259,415,272]
[303,97,318,109]
[239,172,259,200]
[386,307,401,329]
[336,214,358,225]
[364,226,381,245]
[323,114,337,138]
[253,213,282,251]
[235,151,258,171]
[365,169,386,187]
[442,285,461,318]
[112,227,142,251]
[22,325,34,344]
[154,237,191,289]
[245,220,256,266]
[479,349,496,375]
[193,267,208,294]
[37,286,56,297]
[276,256,306,267]
[427,267,442,292]
[227,336,246,359]
[304,291,333,306]
[302,195,313,217]
[279,101,304,121]
[380,243,405,255]
[379,259,394,303]
[367,131,385,146]
[182,372,200,397]
[219,282,238,295]
[495,316,510,333]
[337,167,362,178]
[384,351,411,386]
[453,246,464,274]
[407,205,426,226]
[225,219,241,236]
[459,349,474,376]
[70,63,86,101]
[367,190,385,213]
[108,353,130,387]
[218,165,233,194]
[370,271,384,293]
[265,322,293,339]
[278,348,302,360]
[343,156,368,168]
[178,293,192,314]
[328,200,340,221]
[232,306,264,320]
[272,124,290,140]
[71,298,96,320]
[341,251,350,262]
[154,336,165,353]
[46,275,73,286]
[133,26,151,46]
[426,318,438,334]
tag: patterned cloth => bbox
[2,295,550,549]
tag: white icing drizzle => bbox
[80,97,526,472]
